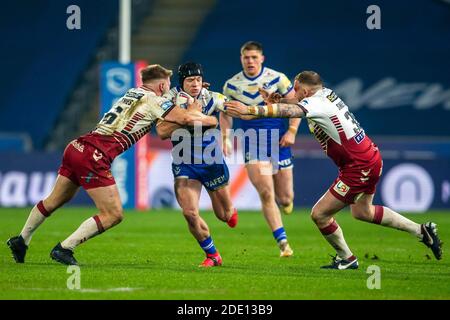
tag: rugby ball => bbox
[175,91,194,109]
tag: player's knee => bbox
[310,207,326,225]
[278,193,293,207]
[183,207,199,222]
[259,187,275,204]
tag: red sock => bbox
[319,219,338,235]
[373,205,384,224]
[37,200,51,217]
[93,215,105,233]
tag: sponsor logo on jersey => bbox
[71,140,84,153]
[360,169,371,182]
[262,82,273,90]
[161,100,174,111]
[93,149,103,162]
[327,91,338,103]
[354,130,365,144]
[173,166,181,175]
[204,174,226,189]
[278,158,292,168]
[334,180,350,196]
[81,172,98,183]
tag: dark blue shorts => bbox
[243,133,293,170]
[171,162,230,191]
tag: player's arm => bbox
[220,83,235,156]
[224,101,306,118]
[280,89,301,147]
[155,120,181,140]
[284,89,302,129]
[163,104,218,127]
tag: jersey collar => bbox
[242,66,265,81]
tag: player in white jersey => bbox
[156,62,238,267]
[6,64,218,265]
[225,71,442,269]
[221,41,300,257]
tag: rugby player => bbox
[221,41,300,257]
[225,70,443,269]
[156,62,238,267]
[7,64,218,265]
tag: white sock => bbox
[320,220,354,260]
[61,216,102,251]
[375,206,421,238]
[20,204,48,246]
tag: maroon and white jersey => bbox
[297,88,380,169]
[82,87,174,161]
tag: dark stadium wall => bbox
[180,0,450,136]
[0,0,119,149]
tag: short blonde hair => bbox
[140,64,173,83]
[240,41,263,55]
[295,71,323,86]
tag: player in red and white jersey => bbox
[225,70,442,269]
[7,64,218,265]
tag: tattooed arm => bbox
[224,100,306,119]
[280,98,301,104]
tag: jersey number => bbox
[344,111,362,133]
[101,106,124,125]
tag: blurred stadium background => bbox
[0,0,449,213]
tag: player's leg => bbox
[50,184,123,265]
[207,185,238,228]
[350,193,422,234]
[311,191,358,269]
[203,163,237,227]
[350,193,442,259]
[273,167,294,215]
[246,162,293,257]
[7,174,79,263]
[175,178,222,267]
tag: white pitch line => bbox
[14,287,142,293]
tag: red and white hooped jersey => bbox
[297,88,380,169]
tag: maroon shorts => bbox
[58,139,116,190]
[329,154,383,204]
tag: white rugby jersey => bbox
[164,86,227,115]
[164,86,227,163]
[298,88,379,168]
[94,87,174,148]
[223,67,293,129]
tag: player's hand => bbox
[187,98,202,112]
[280,130,296,147]
[259,88,282,103]
[223,101,249,118]
[202,82,211,90]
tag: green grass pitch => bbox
[0,207,449,299]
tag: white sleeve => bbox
[212,93,228,112]
[149,95,175,120]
